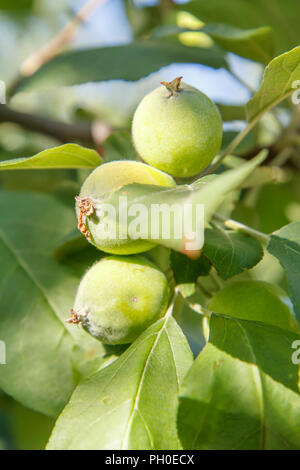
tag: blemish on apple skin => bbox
[132,296,138,303]
[213,359,224,370]
[101,395,112,405]
[134,268,144,274]
[87,348,96,359]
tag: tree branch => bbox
[7,0,110,98]
[0,104,112,147]
[21,0,110,77]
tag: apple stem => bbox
[160,76,183,95]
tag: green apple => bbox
[76,160,175,254]
[132,77,223,178]
[70,256,170,344]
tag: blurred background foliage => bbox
[0,0,299,449]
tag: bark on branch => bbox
[21,0,110,77]
[0,104,112,147]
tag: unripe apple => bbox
[132,77,223,178]
[69,256,170,344]
[76,160,175,254]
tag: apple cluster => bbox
[69,77,223,344]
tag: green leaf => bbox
[217,104,246,122]
[202,24,274,64]
[190,151,268,224]
[178,314,300,449]
[0,191,106,416]
[101,151,267,254]
[171,251,211,285]
[180,0,300,55]
[47,315,193,450]
[6,400,55,450]
[252,174,300,234]
[267,223,300,326]
[222,156,287,187]
[221,129,258,156]
[240,166,287,188]
[17,41,226,93]
[172,290,207,357]
[0,0,33,12]
[0,144,102,170]
[202,227,263,279]
[152,23,274,63]
[103,131,139,162]
[53,229,91,261]
[246,46,300,122]
[209,280,299,332]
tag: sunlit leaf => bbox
[0,191,105,416]
[181,0,300,55]
[152,23,274,63]
[178,314,300,449]
[17,41,226,93]
[100,151,267,254]
[0,144,102,170]
[209,280,299,331]
[246,46,300,122]
[267,223,300,325]
[47,315,193,450]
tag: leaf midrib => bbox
[121,315,171,450]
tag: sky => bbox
[1,0,264,127]
[66,0,262,126]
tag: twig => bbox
[213,213,270,243]
[200,123,256,176]
[20,0,110,77]
[200,90,294,177]
[270,146,294,166]
[198,80,296,179]
[196,279,213,298]
[210,268,224,290]
[0,104,112,146]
